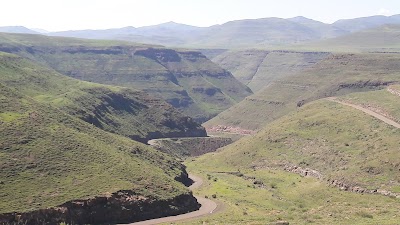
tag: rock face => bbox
[284,164,400,198]
[0,192,199,225]
[70,87,207,143]
[0,52,207,144]
[0,33,252,122]
[149,137,233,158]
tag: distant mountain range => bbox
[0,26,40,34]
[1,14,400,48]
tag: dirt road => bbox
[124,174,217,225]
[327,97,400,129]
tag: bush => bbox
[356,211,373,219]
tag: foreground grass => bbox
[182,162,400,224]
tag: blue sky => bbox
[1,0,399,31]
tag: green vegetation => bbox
[337,85,400,123]
[149,137,231,158]
[182,90,400,224]
[203,98,400,189]
[0,33,252,122]
[0,83,189,213]
[297,24,400,52]
[206,52,400,131]
[210,50,330,92]
[0,52,205,142]
[181,167,400,224]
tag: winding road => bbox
[327,97,400,128]
[124,174,218,225]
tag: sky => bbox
[1,0,399,32]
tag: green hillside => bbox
[0,32,252,122]
[211,50,330,92]
[301,24,400,52]
[205,53,400,131]
[0,83,198,223]
[0,52,206,142]
[185,89,400,224]
[339,85,400,124]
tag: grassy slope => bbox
[338,85,400,124]
[293,24,400,53]
[211,50,330,92]
[205,53,400,130]
[184,167,400,224]
[185,91,400,224]
[0,83,189,213]
[0,52,205,142]
[210,49,268,86]
[0,33,252,122]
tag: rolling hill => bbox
[45,15,400,48]
[0,26,39,34]
[333,14,400,32]
[47,17,330,48]
[0,51,206,142]
[186,87,400,224]
[288,16,348,39]
[205,52,400,131]
[0,81,199,224]
[0,32,252,122]
[302,24,400,52]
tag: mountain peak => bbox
[0,26,39,34]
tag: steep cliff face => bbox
[0,33,252,122]
[68,86,207,142]
[0,192,199,225]
[0,52,206,143]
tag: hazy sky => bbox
[1,0,399,31]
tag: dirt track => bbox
[124,174,218,225]
[327,97,400,129]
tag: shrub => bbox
[356,211,373,219]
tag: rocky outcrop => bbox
[284,165,323,180]
[337,80,396,91]
[284,164,400,198]
[0,192,200,225]
[10,41,252,122]
[206,125,255,135]
[326,179,400,198]
[68,87,207,144]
